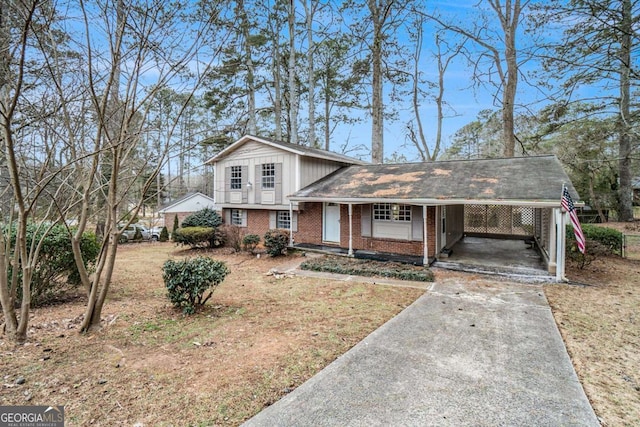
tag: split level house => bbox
[206,135,582,281]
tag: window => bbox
[231,209,244,226]
[230,166,242,190]
[261,163,275,189]
[373,203,411,222]
[276,211,290,229]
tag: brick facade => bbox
[295,202,437,258]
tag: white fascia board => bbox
[288,196,568,208]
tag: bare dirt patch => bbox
[0,243,422,426]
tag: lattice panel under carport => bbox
[464,205,536,236]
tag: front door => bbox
[323,203,341,243]
[441,206,447,249]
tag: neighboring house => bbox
[158,192,216,228]
[208,135,581,281]
[633,176,640,204]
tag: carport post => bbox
[348,203,354,256]
[549,208,557,274]
[423,205,428,265]
[555,209,566,282]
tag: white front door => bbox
[441,206,447,249]
[323,203,341,243]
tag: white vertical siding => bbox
[215,141,346,209]
[300,158,344,188]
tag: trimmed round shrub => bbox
[182,208,222,228]
[264,229,289,257]
[242,234,260,254]
[162,257,230,314]
[173,227,216,248]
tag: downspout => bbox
[348,203,354,256]
[423,205,429,265]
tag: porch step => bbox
[433,261,555,283]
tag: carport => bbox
[289,155,580,282]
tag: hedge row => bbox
[566,224,623,255]
[300,256,434,282]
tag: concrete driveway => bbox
[243,276,599,427]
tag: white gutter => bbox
[287,196,570,208]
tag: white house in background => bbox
[158,192,216,228]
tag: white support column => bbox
[548,208,557,274]
[423,205,429,265]
[555,209,566,282]
[289,202,294,247]
[348,203,354,256]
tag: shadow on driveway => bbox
[243,277,599,427]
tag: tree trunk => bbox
[618,0,634,221]
[494,0,519,157]
[370,1,384,163]
[239,0,257,135]
[288,0,298,144]
[304,0,316,147]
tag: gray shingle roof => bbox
[290,155,580,206]
[206,135,368,166]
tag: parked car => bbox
[118,224,151,242]
[150,226,165,241]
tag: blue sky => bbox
[333,0,552,162]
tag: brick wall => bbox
[292,202,437,257]
[294,202,323,244]
[246,209,271,236]
[164,212,193,230]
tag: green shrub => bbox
[173,226,226,248]
[242,234,260,254]
[173,227,216,248]
[159,226,169,242]
[8,224,100,305]
[162,256,230,314]
[172,215,179,241]
[264,229,289,257]
[566,224,622,255]
[133,227,143,241]
[182,208,222,228]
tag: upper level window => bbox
[230,166,242,190]
[276,211,290,229]
[262,163,275,189]
[373,203,411,222]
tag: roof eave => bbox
[289,196,577,208]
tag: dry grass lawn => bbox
[1,235,639,426]
[545,247,640,425]
[0,243,422,426]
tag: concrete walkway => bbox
[243,277,599,427]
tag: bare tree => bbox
[421,0,529,158]
[407,18,463,162]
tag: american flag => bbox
[562,186,586,254]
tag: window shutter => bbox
[274,163,283,204]
[241,210,247,227]
[224,167,231,203]
[361,205,371,237]
[411,205,423,241]
[254,164,261,204]
[241,165,248,203]
[224,209,231,224]
[292,212,298,232]
[269,211,276,229]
